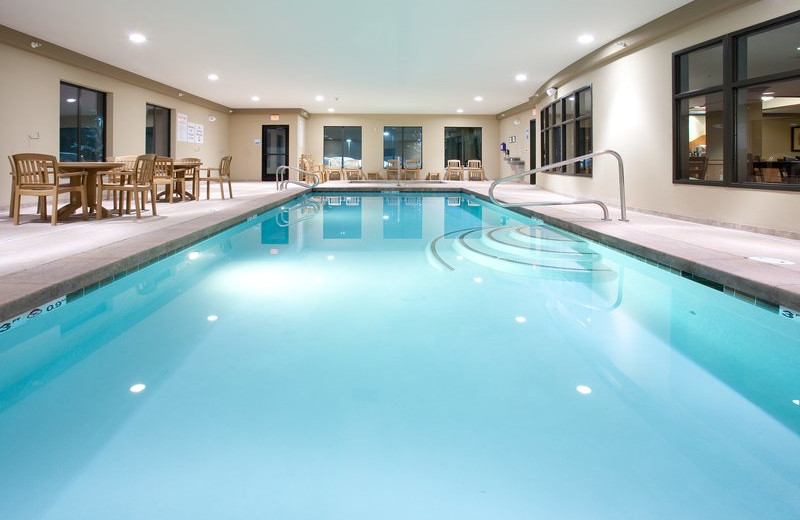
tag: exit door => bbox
[262,125,289,181]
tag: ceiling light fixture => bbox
[207,73,219,81]
[327,107,335,113]
[546,87,558,97]
[577,34,594,44]
[251,95,260,102]
[30,41,42,49]
[456,108,464,113]
[515,73,527,82]
[474,96,483,102]
[129,33,146,44]
[315,95,324,102]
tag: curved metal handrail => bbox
[276,198,321,227]
[489,149,628,222]
[276,165,320,191]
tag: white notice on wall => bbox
[187,122,196,143]
[195,123,204,144]
[177,113,188,142]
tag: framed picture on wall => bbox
[792,126,800,152]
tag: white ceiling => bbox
[0,0,693,114]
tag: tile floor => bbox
[1,180,799,324]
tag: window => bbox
[673,12,800,189]
[323,126,362,167]
[444,127,482,166]
[540,87,592,175]
[59,82,106,162]
[383,126,422,168]
[146,104,171,156]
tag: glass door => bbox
[529,119,537,184]
[262,125,289,181]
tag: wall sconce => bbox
[546,87,558,98]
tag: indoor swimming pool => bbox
[0,192,798,519]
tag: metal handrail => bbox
[276,165,320,191]
[276,198,321,227]
[489,149,628,222]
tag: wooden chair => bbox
[403,159,421,180]
[344,167,361,180]
[324,164,342,181]
[153,156,186,203]
[466,159,484,181]
[445,159,463,180]
[11,153,87,226]
[199,156,233,199]
[386,158,400,180]
[175,157,202,200]
[97,153,157,219]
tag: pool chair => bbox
[466,159,484,181]
[386,158,400,180]
[97,153,157,219]
[11,153,88,225]
[344,167,361,180]
[325,164,342,181]
[445,159,463,180]
[199,155,233,199]
[403,159,421,180]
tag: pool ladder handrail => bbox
[276,198,321,227]
[276,165,320,191]
[489,149,628,222]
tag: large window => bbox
[383,126,422,168]
[59,82,106,162]
[540,87,592,175]
[323,126,362,167]
[673,12,800,188]
[444,127,482,166]
[146,104,171,156]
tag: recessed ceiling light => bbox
[327,107,335,113]
[129,33,146,44]
[578,34,594,44]
[251,95,260,102]
[207,73,219,81]
[474,96,483,102]
[456,108,464,113]
[515,73,527,82]
[315,95,324,102]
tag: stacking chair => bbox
[324,164,342,181]
[97,154,157,219]
[11,153,87,226]
[344,167,361,180]
[153,156,185,203]
[466,159,484,181]
[445,159,463,180]
[199,156,233,199]
[403,159,421,180]
[386,158,400,180]
[176,157,202,200]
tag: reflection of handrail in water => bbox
[276,165,320,190]
[276,198,321,227]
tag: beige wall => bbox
[302,114,501,179]
[0,42,230,210]
[228,111,304,181]
[504,0,800,234]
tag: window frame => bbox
[444,126,482,167]
[539,86,592,176]
[672,10,800,191]
[145,103,171,156]
[383,126,423,168]
[59,81,107,162]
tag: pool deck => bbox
[1,180,799,324]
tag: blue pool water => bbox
[1,192,798,519]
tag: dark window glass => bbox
[737,19,800,80]
[678,44,724,92]
[324,126,362,167]
[540,87,592,175]
[60,82,105,161]
[383,126,422,168]
[146,104,171,156]
[676,93,725,181]
[735,78,800,184]
[444,127,482,166]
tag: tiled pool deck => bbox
[1,180,799,326]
